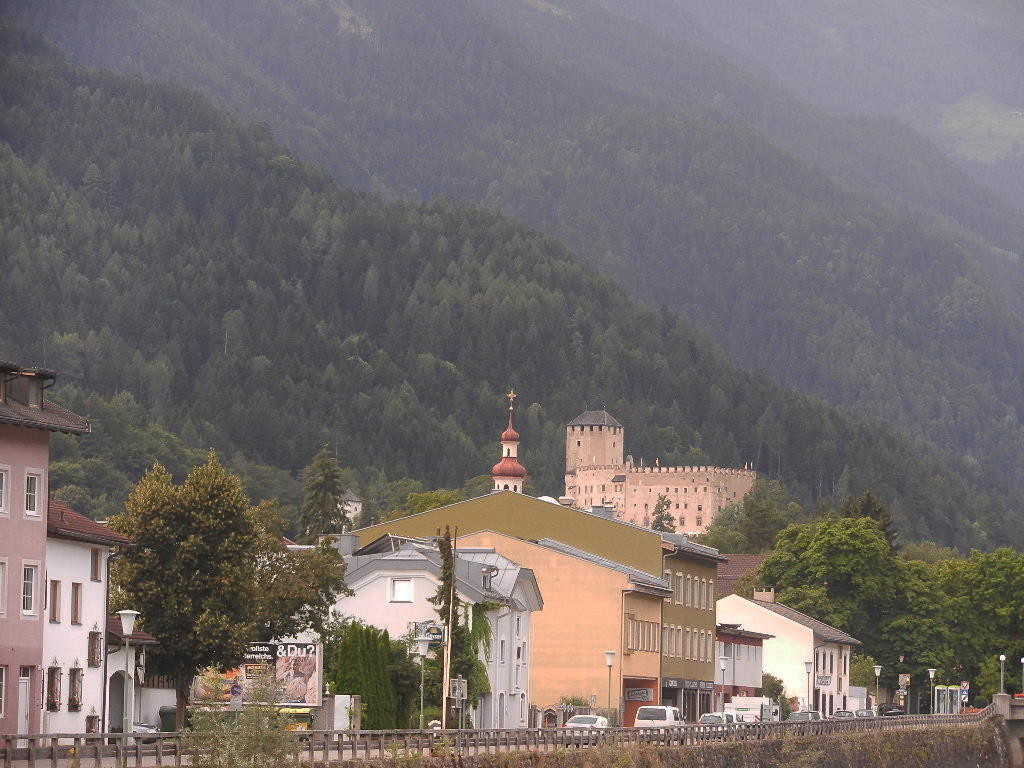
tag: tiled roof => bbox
[48,500,131,546]
[751,599,862,646]
[106,615,159,646]
[716,553,769,598]
[0,397,90,434]
[566,410,622,428]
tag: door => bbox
[19,667,32,735]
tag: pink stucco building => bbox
[0,361,90,735]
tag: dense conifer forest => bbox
[0,24,1020,549]
[8,0,1024,500]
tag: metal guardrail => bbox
[0,705,996,768]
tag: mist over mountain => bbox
[595,0,1024,209]
[8,0,1024,499]
[1,23,1018,549]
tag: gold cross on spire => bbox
[506,388,517,411]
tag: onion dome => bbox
[501,417,520,442]
[491,456,526,478]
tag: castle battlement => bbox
[564,409,757,533]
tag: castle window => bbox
[697,517,703,526]
[675,503,679,509]
[577,441,581,447]
[697,505,702,511]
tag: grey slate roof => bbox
[567,410,622,428]
[346,539,542,611]
[751,599,862,646]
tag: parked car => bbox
[633,706,684,727]
[854,709,876,718]
[879,704,905,716]
[697,712,736,724]
[786,711,823,722]
[830,710,855,719]
[564,715,609,728]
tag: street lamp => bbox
[413,634,431,729]
[804,661,813,712]
[719,657,728,712]
[873,665,882,710]
[117,609,140,737]
[1020,657,1023,697]
[927,669,936,714]
[604,651,616,724]
[1000,655,1007,694]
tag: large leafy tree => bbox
[110,453,266,727]
[298,448,348,540]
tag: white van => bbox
[633,706,684,727]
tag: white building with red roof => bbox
[42,501,130,734]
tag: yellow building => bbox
[352,492,723,722]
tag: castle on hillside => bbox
[563,410,756,533]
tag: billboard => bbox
[195,642,322,708]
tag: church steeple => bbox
[491,389,526,493]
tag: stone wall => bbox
[355,719,1008,768]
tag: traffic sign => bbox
[450,677,468,701]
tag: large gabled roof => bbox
[716,553,770,598]
[750,598,861,646]
[567,410,622,428]
[48,500,130,546]
[0,362,90,434]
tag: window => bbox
[46,666,61,711]
[674,573,683,603]
[48,580,61,622]
[685,576,692,606]
[22,564,37,614]
[0,559,6,616]
[700,579,707,609]
[68,668,83,711]
[87,631,102,667]
[25,473,40,515]
[90,549,102,581]
[709,580,715,607]
[0,468,7,515]
[389,578,413,602]
[0,666,5,718]
[500,639,506,663]
[71,583,82,624]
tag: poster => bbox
[195,642,322,708]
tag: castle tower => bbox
[492,389,526,493]
[565,410,624,471]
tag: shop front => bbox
[622,678,658,726]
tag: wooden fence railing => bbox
[0,705,995,768]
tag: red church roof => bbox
[491,456,526,478]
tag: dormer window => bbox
[27,378,42,408]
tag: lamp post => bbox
[719,657,728,712]
[414,634,431,729]
[1000,655,1007,694]
[873,665,882,710]
[604,651,616,724]
[1020,657,1023,697]
[804,661,813,712]
[927,669,936,714]
[117,610,140,737]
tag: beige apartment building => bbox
[564,411,756,533]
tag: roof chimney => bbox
[753,588,776,603]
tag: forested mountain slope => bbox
[8,0,1024,496]
[598,0,1024,209]
[0,25,1015,549]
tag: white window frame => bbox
[24,469,44,517]
[21,561,40,616]
[0,665,5,718]
[0,465,9,516]
[389,578,413,603]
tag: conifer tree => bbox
[651,493,676,532]
[298,447,347,541]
